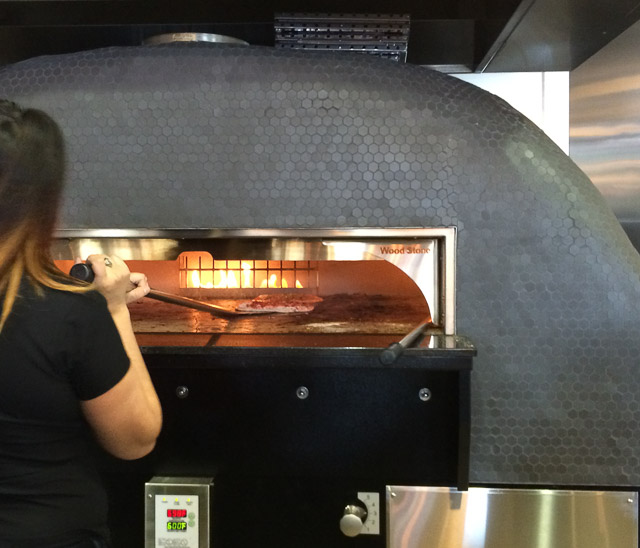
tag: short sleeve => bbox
[65,292,131,401]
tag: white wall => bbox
[453,72,570,154]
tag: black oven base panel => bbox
[101,346,473,547]
[143,347,473,489]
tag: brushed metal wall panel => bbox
[388,486,638,548]
[570,19,640,249]
[1,44,640,486]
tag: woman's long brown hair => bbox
[0,99,87,331]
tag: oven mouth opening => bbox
[52,227,457,344]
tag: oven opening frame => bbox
[52,227,457,337]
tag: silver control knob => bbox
[339,503,368,537]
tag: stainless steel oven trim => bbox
[53,227,455,239]
[53,227,456,334]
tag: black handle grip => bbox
[69,263,95,283]
[379,342,404,365]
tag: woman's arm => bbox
[79,255,162,460]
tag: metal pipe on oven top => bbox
[379,319,432,365]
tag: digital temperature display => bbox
[167,509,187,518]
[166,521,187,532]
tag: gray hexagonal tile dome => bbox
[1,43,639,486]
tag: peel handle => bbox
[379,320,432,365]
[69,262,95,283]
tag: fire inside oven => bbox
[52,228,456,348]
[178,253,317,292]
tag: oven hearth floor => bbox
[130,294,430,347]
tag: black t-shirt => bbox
[0,279,130,546]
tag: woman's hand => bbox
[126,271,151,305]
[85,254,150,309]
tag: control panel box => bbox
[145,476,213,548]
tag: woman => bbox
[0,99,162,547]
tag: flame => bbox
[260,274,279,288]
[242,262,253,288]
[185,259,305,289]
[216,270,239,288]
[190,270,213,289]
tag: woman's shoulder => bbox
[21,280,108,314]
[5,281,111,335]
[50,286,108,310]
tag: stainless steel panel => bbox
[388,486,638,548]
[479,0,640,72]
[570,19,640,249]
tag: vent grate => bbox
[274,13,410,62]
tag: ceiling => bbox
[0,0,639,72]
